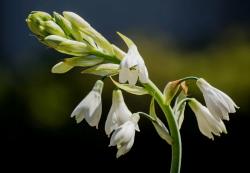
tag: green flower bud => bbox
[51,61,73,74]
[44,35,91,56]
[53,12,88,42]
[81,63,119,76]
[63,11,113,53]
[26,11,52,37]
[53,12,74,37]
[63,11,90,29]
[43,35,66,47]
[43,21,66,37]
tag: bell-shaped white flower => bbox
[71,80,103,128]
[105,89,139,136]
[109,114,140,158]
[188,98,227,140]
[196,78,239,121]
[119,45,149,85]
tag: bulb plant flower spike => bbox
[26,11,239,173]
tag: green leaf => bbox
[110,77,148,95]
[117,32,134,48]
[81,63,119,76]
[149,98,173,145]
[51,61,73,73]
[173,91,187,129]
[64,56,103,67]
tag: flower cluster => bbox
[26,11,239,170]
[71,82,140,157]
[171,78,239,140]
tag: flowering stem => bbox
[144,80,181,173]
[179,76,199,83]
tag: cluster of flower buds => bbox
[26,11,238,160]
[26,11,123,73]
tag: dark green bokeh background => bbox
[1,0,250,172]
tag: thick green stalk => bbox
[144,80,182,173]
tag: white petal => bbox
[203,90,227,120]
[75,113,85,124]
[110,121,134,146]
[85,103,102,128]
[119,67,130,83]
[105,107,117,136]
[138,63,149,83]
[214,87,239,112]
[127,69,139,85]
[120,45,138,68]
[196,115,214,140]
[116,132,135,158]
[70,96,90,123]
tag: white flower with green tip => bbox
[105,89,139,136]
[117,33,149,85]
[196,78,239,121]
[188,98,227,140]
[71,80,103,128]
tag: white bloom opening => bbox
[119,45,149,85]
[196,78,239,121]
[189,98,227,140]
[109,114,140,158]
[71,80,103,128]
[105,89,139,136]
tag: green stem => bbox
[91,50,120,64]
[144,80,181,173]
[179,76,199,83]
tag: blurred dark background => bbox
[1,0,250,172]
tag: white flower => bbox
[119,45,149,85]
[189,98,227,140]
[105,89,139,136]
[71,80,103,128]
[196,78,239,121]
[109,114,140,158]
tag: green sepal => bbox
[110,77,148,95]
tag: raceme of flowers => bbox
[26,11,239,160]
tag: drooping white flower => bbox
[71,80,103,128]
[188,98,227,140]
[119,45,149,85]
[196,78,239,121]
[105,89,139,136]
[109,114,140,158]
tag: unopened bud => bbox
[26,11,52,37]
[43,21,66,37]
[63,11,90,29]
[163,80,180,105]
[44,35,90,56]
